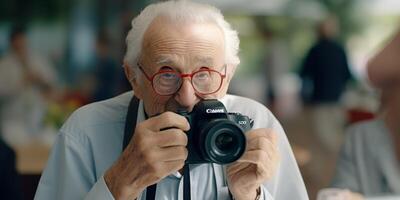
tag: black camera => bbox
[178,99,252,164]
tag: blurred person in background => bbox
[0,26,57,145]
[299,17,353,154]
[91,32,124,102]
[261,28,291,109]
[261,28,301,120]
[327,28,400,200]
[34,1,308,200]
[0,136,23,200]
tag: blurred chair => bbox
[346,108,375,124]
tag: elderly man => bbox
[34,1,308,200]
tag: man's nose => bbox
[174,79,198,109]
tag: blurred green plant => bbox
[43,99,81,129]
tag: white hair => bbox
[123,0,240,69]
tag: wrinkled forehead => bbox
[142,15,224,45]
[141,16,225,64]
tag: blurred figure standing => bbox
[300,17,353,153]
[261,29,302,120]
[90,33,122,102]
[262,29,291,107]
[0,26,57,145]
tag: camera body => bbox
[178,99,252,164]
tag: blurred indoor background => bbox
[0,0,399,199]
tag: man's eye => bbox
[196,72,210,80]
[160,73,177,79]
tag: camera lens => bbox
[199,119,246,164]
[215,133,236,153]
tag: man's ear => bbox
[216,63,238,98]
[225,63,238,84]
[123,62,143,99]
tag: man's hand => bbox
[104,112,190,200]
[347,191,364,200]
[318,188,364,200]
[226,128,280,200]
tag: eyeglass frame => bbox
[136,62,227,96]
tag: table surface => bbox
[13,142,51,174]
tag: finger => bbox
[156,129,188,147]
[157,146,188,162]
[247,137,271,151]
[266,130,278,144]
[246,128,278,144]
[236,150,269,165]
[237,149,281,176]
[163,159,186,174]
[226,162,251,176]
[236,150,273,177]
[147,111,190,131]
[245,129,269,140]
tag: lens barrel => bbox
[197,119,246,164]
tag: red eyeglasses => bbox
[137,63,226,96]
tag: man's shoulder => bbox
[60,91,133,135]
[222,94,268,111]
[222,94,276,128]
[347,118,382,134]
[345,118,386,145]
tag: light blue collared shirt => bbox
[34,91,308,200]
